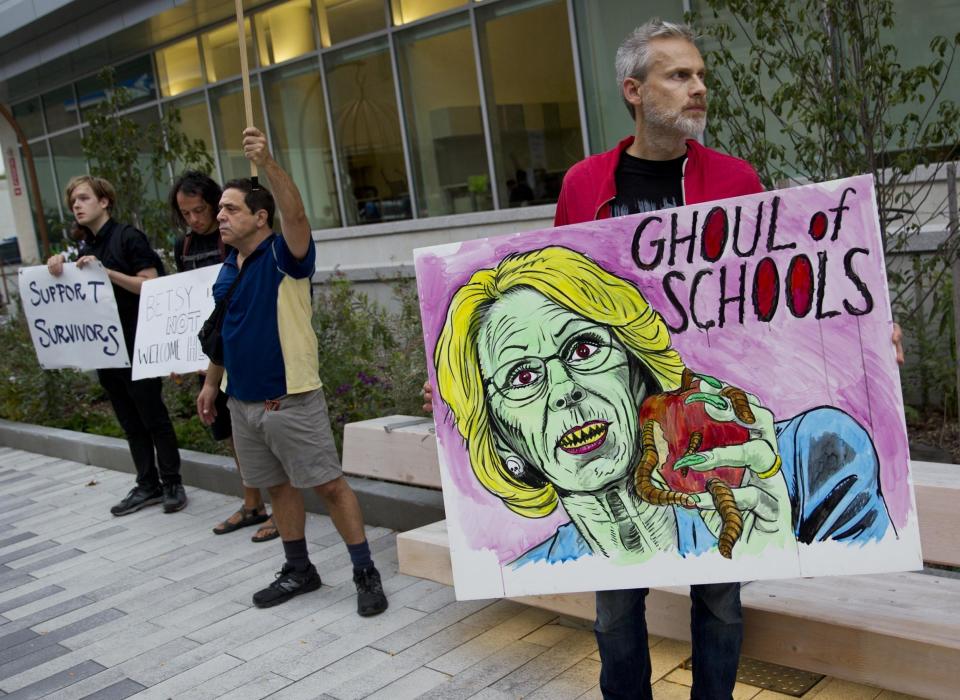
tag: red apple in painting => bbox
[638,379,749,503]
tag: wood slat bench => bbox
[397,460,960,698]
[342,415,440,489]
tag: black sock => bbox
[347,540,373,572]
[282,538,311,572]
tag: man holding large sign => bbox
[420,19,910,700]
[46,175,185,516]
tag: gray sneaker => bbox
[110,486,163,517]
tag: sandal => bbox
[212,505,270,535]
[252,516,280,543]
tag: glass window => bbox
[128,107,166,202]
[209,80,267,183]
[397,15,491,216]
[49,131,87,195]
[256,0,315,66]
[326,39,411,225]
[317,0,387,48]
[164,92,216,174]
[391,0,465,25]
[477,0,584,207]
[574,0,683,152]
[263,59,341,228]
[76,56,157,121]
[42,86,79,133]
[12,99,44,140]
[25,141,67,239]
[201,20,256,83]
[157,37,204,97]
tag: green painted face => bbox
[478,288,645,493]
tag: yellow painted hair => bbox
[434,246,685,518]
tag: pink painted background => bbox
[415,176,911,564]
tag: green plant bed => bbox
[0,276,427,458]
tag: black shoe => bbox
[163,483,188,513]
[353,566,388,617]
[110,486,163,516]
[253,564,321,608]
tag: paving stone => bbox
[202,671,290,700]
[0,643,74,688]
[426,606,558,675]
[268,647,393,699]
[119,653,244,700]
[15,548,85,574]
[0,609,125,666]
[0,541,58,566]
[0,533,37,551]
[525,657,603,700]
[2,659,106,700]
[360,666,452,700]
[419,639,547,700]
[490,628,598,697]
[0,585,63,615]
[0,573,36,595]
[79,678,146,700]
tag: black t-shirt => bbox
[610,152,685,217]
[79,218,161,353]
[173,231,228,272]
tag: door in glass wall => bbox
[12,98,44,140]
[26,141,67,241]
[209,81,267,184]
[202,20,257,83]
[397,15,491,216]
[128,107,166,204]
[326,39,411,225]
[49,131,88,196]
[76,56,157,122]
[263,59,341,229]
[317,0,387,48]
[574,0,684,153]
[164,93,217,178]
[257,0,316,66]
[391,0,465,26]
[156,37,204,97]
[477,0,584,208]
[42,86,79,134]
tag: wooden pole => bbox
[0,103,51,259]
[234,0,258,188]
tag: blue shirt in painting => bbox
[513,406,893,567]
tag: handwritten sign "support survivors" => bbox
[131,265,220,380]
[18,262,130,370]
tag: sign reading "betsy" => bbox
[131,265,220,379]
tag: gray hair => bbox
[616,19,698,118]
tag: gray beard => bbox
[643,101,706,141]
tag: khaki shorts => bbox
[228,389,342,489]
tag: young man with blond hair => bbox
[47,175,186,516]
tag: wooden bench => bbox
[342,415,440,489]
[397,460,960,698]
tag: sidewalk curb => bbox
[0,418,444,531]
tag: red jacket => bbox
[554,136,763,226]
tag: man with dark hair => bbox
[170,170,277,542]
[47,175,186,516]
[197,128,388,616]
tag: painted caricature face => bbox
[478,288,645,493]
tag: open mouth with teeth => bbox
[557,420,610,455]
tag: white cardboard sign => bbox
[18,262,130,370]
[131,265,221,379]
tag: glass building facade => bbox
[10,0,959,232]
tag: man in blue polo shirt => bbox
[197,127,387,616]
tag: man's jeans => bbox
[594,582,742,700]
[97,367,181,489]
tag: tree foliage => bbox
[80,67,214,248]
